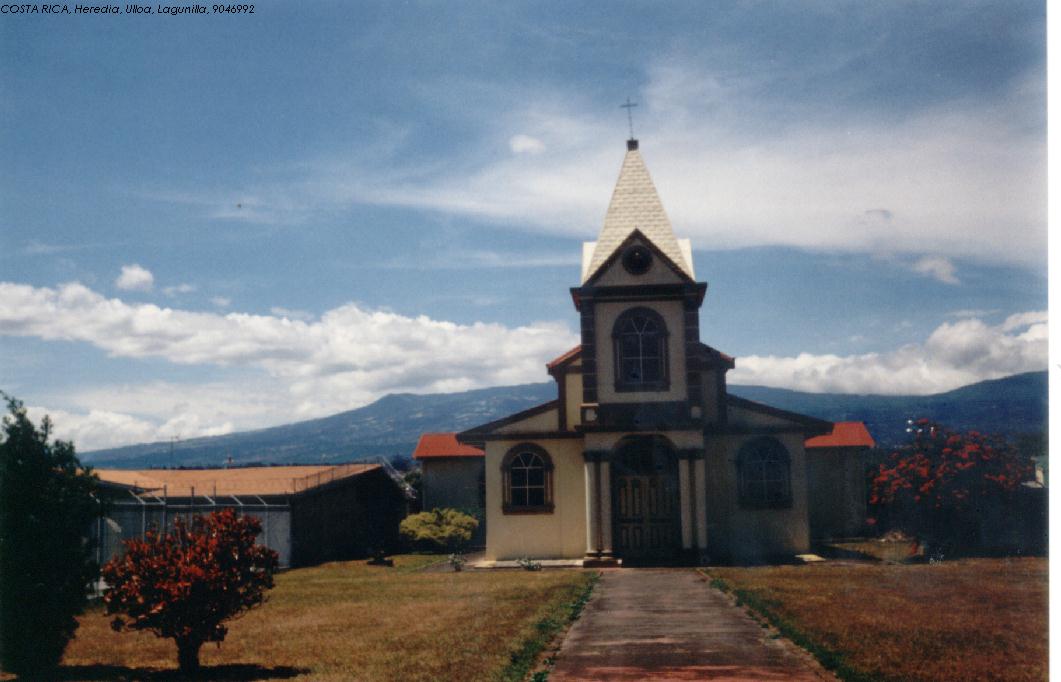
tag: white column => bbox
[599,460,614,556]
[694,457,708,550]
[678,458,693,549]
[584,459,599,557]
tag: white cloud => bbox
[911,256,959,284]
[1,281,578,450]
[158,61,1044,269]
[509,134,545,155]
[211,296,232,308]
[729,311,1047,395]
[115,264,154,291]
[163,283,196,297]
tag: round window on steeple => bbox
[622,245,653,275]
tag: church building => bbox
[458,138,870,564]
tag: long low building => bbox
[93,463,410,568]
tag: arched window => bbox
[501,444,554,514]
[612,307,669,391]
[737,438,791,508]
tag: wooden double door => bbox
[612,438,681,563]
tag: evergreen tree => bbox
[0,394,100,677]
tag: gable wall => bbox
[589,238,686,287]
[494,406,559,434]
[726,403,798,429]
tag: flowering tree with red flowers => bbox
[102,509,278,674]
[869,419,1034,557]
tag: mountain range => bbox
[82,371,1047,469]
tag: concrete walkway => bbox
[549,569,835,681]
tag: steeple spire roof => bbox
[582,140,694,283]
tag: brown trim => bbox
[717,367,728,426]
[580,300,598,404]
[502,504,555,515]
[457,399,560,441]
[585,401,700,431]
[705,424,828,436]
[556,375,567,432]
[725,395,833,433]
[583,229,696,286]
[576,282,708,305]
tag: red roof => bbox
[547,345,582,370]
[413,433,485,459]
[805,422,875,449]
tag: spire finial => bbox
[620,97,638,141]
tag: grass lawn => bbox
[58,555,594,681]
[708,557,1047,682]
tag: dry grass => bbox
[709,557,1047,682]
[59,555,593,681]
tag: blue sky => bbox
[0,1,1047,451]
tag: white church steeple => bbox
[581,139,695,283]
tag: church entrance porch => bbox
[611,437,681,564]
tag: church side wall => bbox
[484,439,586,561]
[704,431,810,562]
[594,300,688,404]
[806,447,868,540]
[421,458,486,546]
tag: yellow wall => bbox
[484,438,587,560]
[595,300,687,403]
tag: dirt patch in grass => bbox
[60,556,594,681]
[708,557,1046,682]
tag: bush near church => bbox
[869,419,1035,557]
[102,509,279,674]
[0,394,100,678]
[399,508,479,552]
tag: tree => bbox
[399,508,478,552]
[0,394,100,677]
[869,419,1034,556]
[102,509,279,674]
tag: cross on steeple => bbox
[621,97,638,140]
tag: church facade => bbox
[459,139,861,564]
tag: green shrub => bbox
[399,508,478,552]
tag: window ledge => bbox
[502,504,555,515]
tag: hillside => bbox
[83,371,1047,468]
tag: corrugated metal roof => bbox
[95,463,380,497]
[805,422,875,449]
[413,433,485,459]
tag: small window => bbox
[502,444,554,514]
[737,438,791,508]
[612,307,669,392]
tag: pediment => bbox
[584,231,694,287]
